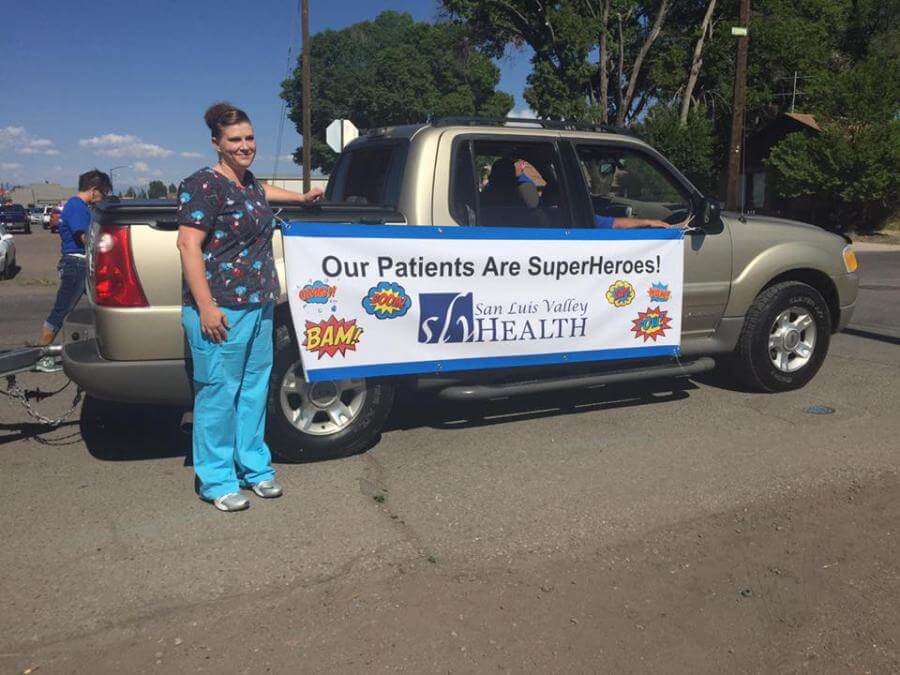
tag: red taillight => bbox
[92,225,148,307]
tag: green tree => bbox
[167,183,177,195]
[637,104,716,194]
[443,0,722,125]
[281,11,514,172]
[147,180,168,199]
[767,42,900,230]
[125,186,136,199]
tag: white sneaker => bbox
[212,492,250,512]
[251,479,283,499]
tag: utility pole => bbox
[725,0,750,212]
[301,0,311,193]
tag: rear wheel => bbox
[265,318,395,462]
[732,281,831,392]
[3,254,15,279]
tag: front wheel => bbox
[265,319,395,462]
[732,281,831,392]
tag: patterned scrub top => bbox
[176,167,280,307]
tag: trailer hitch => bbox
[1,345,84,427]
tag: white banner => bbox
[284,223,684,382]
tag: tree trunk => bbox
[616,0,670,126]
[599,0,611,124]
[679,0,717,126]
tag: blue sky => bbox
[0,0,533,191]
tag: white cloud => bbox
[180,151,204,159]
[2,162,23,170]
[79,133,174,158]
[133,161,151,173]
[0,126,60,155]
[507,107,538,120]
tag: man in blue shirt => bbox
[37,169,112,348]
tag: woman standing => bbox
[176,102,322,512]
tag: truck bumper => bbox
[63,338,192,406]
[834,272,859,332]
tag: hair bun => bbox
[204,102,251,139]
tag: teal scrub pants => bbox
[182,303,276,501]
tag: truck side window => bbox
[449,139,570,229]
[450,142,478,226]
[328,142,406,206]
[575,145,691,224]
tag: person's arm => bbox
[67,201,92,247]
[176,226,229,343]
[593,214,671,229]
[262,183,324,203]
[611,216,671,229]
[175,178,229,342]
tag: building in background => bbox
[745,113,821,220]
[5,182,74,207]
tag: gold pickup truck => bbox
[63,118,859,461]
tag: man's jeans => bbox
[44,255,86,334]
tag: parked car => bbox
[0,224,16,279]
[28,207,45,227]
[63,117,859,462]
[48,205,62,233]
[0,203,30,234]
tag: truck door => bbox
[565,141,733,338]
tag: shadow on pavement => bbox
[80,396,190,462]
[842,327,900,346]
[0,419,82,447]
[76,377,701,463]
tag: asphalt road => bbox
[1,229,898,673]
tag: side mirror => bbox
[699,196,722,228]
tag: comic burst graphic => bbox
[606,280,636,307]
[631,307,673,342]
[299,280,337,304]
[362,281,411,320]
[304,316,363,359]
[647,282,672,303]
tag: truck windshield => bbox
[326,141,407,206]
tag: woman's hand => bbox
[303,186,324,203]
[199,302,229,343]
[263,183,325,203]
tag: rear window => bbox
[326,141,407,206]
[1,205,25,213]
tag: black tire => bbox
[3,255,14,279]
[24,224,31,234]
[732,281,831,392]
[265,318,396,462]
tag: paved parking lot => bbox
[1,230,899,673]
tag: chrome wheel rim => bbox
[768,307,817,373]
[279,363,367,436]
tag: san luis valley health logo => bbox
[417,292,588,344]
[418,292,474,343]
